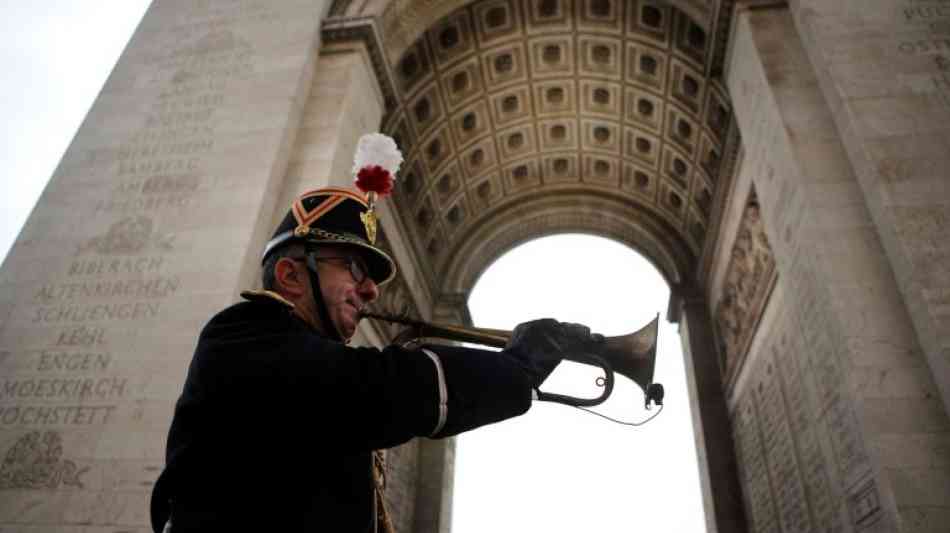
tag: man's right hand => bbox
[504,319,603,389]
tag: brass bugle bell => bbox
[360,311,664,410]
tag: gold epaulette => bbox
[240,289,296,309]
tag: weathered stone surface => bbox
[722,4,950,532]
[3,0,950,531]
[0,0,327,528]
[790,0,950,424]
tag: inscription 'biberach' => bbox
[68,256,165,276]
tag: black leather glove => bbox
[504,318,603,389]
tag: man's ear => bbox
[274,257,308,298]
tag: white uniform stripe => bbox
[421,348,448,436]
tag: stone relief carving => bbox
[715,190,777,386]
[0,431,88,490]
[76,216,175,255]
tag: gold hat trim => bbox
[298,228,397,287]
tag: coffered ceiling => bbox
[329,0,736,295]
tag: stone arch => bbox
[366,0,734,299]
[318,3,746,528]
[442,189,692,296]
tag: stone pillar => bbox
[789,0,950,420]
[0,0,328,528]
[726,3,950,531]
[410,293,470,533]
[414,437,456,533]
[678,292,748,533]
[0,0,325,531]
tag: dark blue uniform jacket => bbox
[151,294,532,532]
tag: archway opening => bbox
[453,233,704,532]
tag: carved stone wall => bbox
[729,287,855,532]
[721,4,950,532]
[714,188,777,390]
[4,0,950,531]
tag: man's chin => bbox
[339,320,357,340]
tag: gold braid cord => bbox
[373,450,396,533]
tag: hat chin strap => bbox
[304,252,346,343]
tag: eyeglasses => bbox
[298,255,371,285]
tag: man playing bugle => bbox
[150,134,599,533]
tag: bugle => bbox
[360,311,664,410]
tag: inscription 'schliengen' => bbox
[0,405,116,426]
[34,276,180,302]
[32,302,161,324]
[0,377,127,401]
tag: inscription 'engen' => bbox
[36,350,111,372]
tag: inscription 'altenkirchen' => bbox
[34,276,180,301]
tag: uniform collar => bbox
[240,289,343,339]
[240,289,295,309]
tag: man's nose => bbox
[359,278,379,302]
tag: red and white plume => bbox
[352,133,403,197]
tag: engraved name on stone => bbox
[101,22,257,218]
[774,330,842,530]
[733,392,778,532]
[894,0,950,108]
[752,349,813,532]
[0,346,123,427]
[0,0,282,520]
[826,397,871,484]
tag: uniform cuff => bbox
[421,348,448,436]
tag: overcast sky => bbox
[0,1,152,263]
[0,4,706,531]
[457,234,704,533]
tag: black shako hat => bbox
[261,187,397,286]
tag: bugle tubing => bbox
[360,311,664,409]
